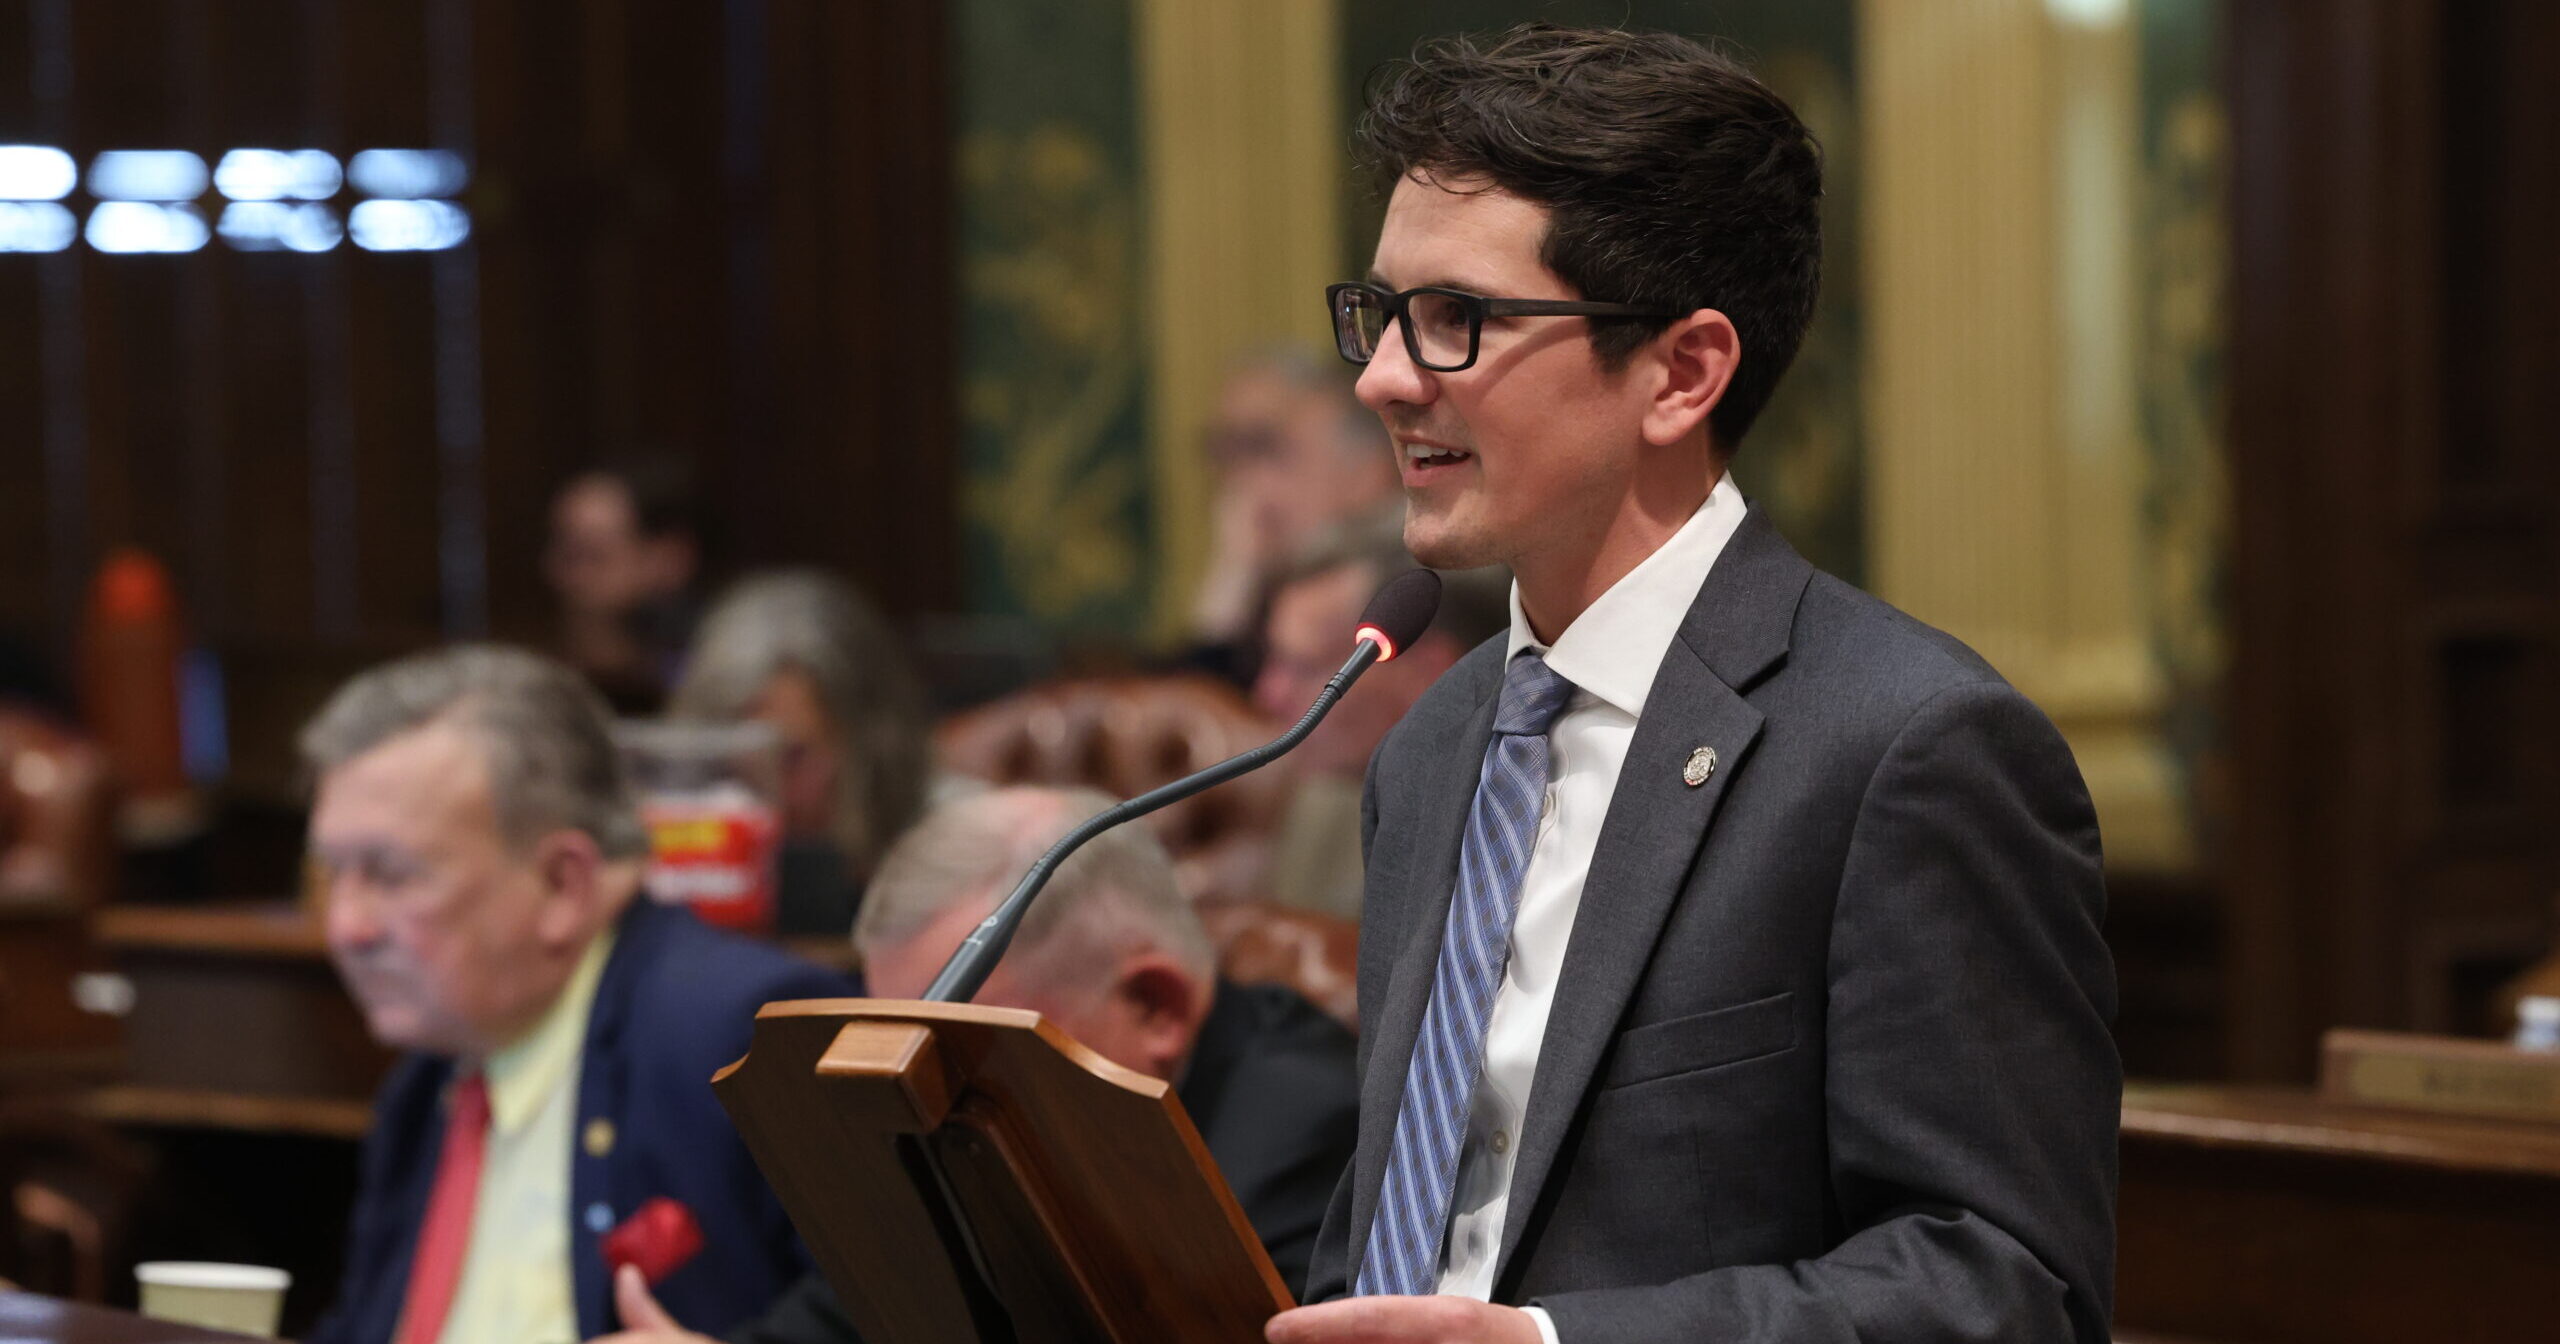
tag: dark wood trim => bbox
[2225,0,2560,1079]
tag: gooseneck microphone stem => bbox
[922,638,1385,1004]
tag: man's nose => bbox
[1356,318,1435,413]
[323,876,383,949]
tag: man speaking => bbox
[1269,25,2119,1344]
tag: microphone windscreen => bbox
[1357,569,1443,658]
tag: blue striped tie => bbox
[1357,650,1577,1297]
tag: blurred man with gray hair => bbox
[604,785,1359,1344]
[855,786,1221,1077]
[299,646,851,1344]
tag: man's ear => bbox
[530,829,607,949]
[1117,955,1210,1078]
[1641,308,1741,449]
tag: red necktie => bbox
[395,1072,490,1344]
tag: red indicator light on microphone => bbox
[1352,570,1436,665]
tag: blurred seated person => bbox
[1,632,107,907]
[0,709,111,908]
[599,785,1359,1344]
[547,456,708,714]
[667,571,936,936]
[1252,511,1511,919]
[1186,350,1398,685]
[300,646,854,1344]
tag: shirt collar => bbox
[1503,472,1749,718]
[480,927,616,1137]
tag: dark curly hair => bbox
[1358,24,1823,448]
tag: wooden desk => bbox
[2118,1084,2560,1344]
[0,898,121,1081]
[90,905,389,1140]
[0,1291,254,1341]
[87,902,855,1139]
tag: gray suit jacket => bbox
[1304,508,2120,1343]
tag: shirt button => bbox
[1491,1129,1511,1156]
[585,1201,615,1234]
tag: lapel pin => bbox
[1683,746,1718,787]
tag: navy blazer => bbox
[308,900,858,1344]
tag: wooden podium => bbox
[714,998,1293,1343]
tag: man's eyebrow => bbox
[1365,271,1504,296]
[313,835,420,863]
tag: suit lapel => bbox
[570,903,655,1334]
[365,1056,451,1344]
[1494,507,1811,1283]
[1344,656,1502,1287]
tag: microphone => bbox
[924,568,1442,1003]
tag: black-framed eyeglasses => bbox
[1325,281,1681,372]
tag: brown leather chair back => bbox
[0,711,114,912]
[0,1104,150,1303]
[935,678,1362,1029]
[1198,900,1360,1034]
[0,714,121,1072]
[935,675,1286,906]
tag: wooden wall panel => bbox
[0,262,46,631]
[190,0,307,641]
[467,0,581,643]
[2227,0,2560,1079]
[619,2,726,477]
[221,256,321,643]
[0,0,957,786]
[749,0,958,603]
[0,1,31,134]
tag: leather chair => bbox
[935,675,1289,908]
[935,677,1363,1028]
[1,712,120,1071]
[1196,900,1360,1034]
[0,711,114,913]
[0,1103,150,1304]
[2,717,143,1303]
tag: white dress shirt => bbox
[1432,474,1748,1342]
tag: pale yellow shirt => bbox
[428,931,615,1344]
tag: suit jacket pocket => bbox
[1600,991,1796,1089]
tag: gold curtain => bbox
[1861,0,2190,870]
[1132,0,1342,640]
